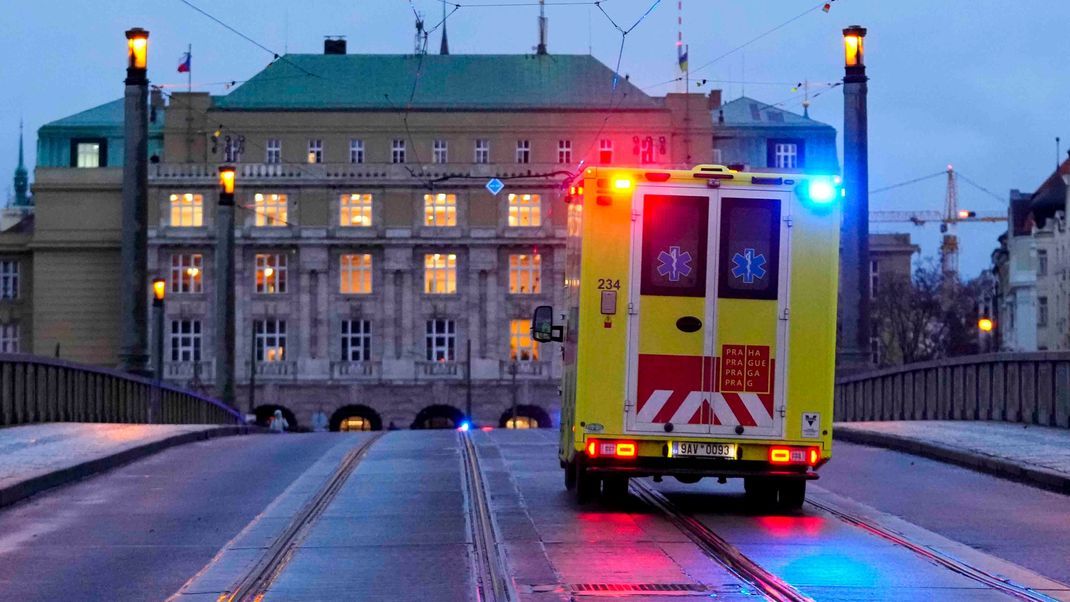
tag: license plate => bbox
[671,441,737,459]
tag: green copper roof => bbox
[44,99,125,128]
[715,96,833,129]
[214,54,660,111]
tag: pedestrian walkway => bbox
[835,420,1070,494]
[0,423,248,507]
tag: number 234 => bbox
[597,278,621,290]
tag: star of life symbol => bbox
[731,248,768,284]
[656,246,693,282]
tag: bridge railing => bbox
[0,354,243,426]
[834,352,1070,428]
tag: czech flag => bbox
[177,52,191,73]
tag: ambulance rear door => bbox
[624,184,790,439]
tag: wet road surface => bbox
[0,430,1066,601]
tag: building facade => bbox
[710,96,839,174]
[30,47,714,429]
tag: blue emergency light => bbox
[798,175,842,208]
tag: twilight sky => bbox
[2,0,1067,278]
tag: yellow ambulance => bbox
[532,164,841,509]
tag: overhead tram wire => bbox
[175,0,324,80]
[689,2,829,76]
[568,0,662,177]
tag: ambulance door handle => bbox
[676,316,702,333]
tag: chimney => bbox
[324,37,346,55]
[707,89,722,111]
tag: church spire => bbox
[13,121,29,207]
[439,2,450,55]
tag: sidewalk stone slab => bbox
[0,423,251,508]
[835,421,1070,494]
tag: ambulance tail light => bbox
[586,439,638,459]
[769,446,821,466]
[644,171,671,182]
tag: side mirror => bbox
[532,305,562,343]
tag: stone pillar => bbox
[215,187,236,407]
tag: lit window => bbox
[340,254,373,294]
[169,193,204,227]
[169,320,202,362]
[0,261,19,300]
[558,139,572,164]
[254,319,286,362]
[341,319,371,361]
[349,139,364,164]
[0,323,18,352]
[516,139,531,164]
[599,138,613,164]
[505,416,538,429]
[475,139,490,164]
[340,416,372,431]
[392,139,406,164]
[773,142,799,169]
[424,253,457,294]
[170,254,203,294]
[508,193,541,227]
[266,139,281,164]
[510,319,539,362]
[567,202,583,238]
[255,253,287,294]
[253,193,288,227]
[433,139,448,164]
[424,193,457,227]
[509,254,541,294]
[340,193,373,227]
[426,319,456,361]
[75,141,103,168]
[307,139,323,164]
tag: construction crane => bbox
[870,165,1007,276]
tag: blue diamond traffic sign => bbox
[485,178,504,196]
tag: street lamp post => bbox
[119,28,151,374]
[838,25,872,370]
[215,166,237,409]
[151,277,165,422]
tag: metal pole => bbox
[510,362,518,427]
[119,29,151,374]
[152,296,164,422]
[215,182,236,408]
[248,323,257,416]
[838,25,871,370]
[465,339,472,422]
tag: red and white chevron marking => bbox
[634,353,775,427]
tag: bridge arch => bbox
[253,404,298,431]
[329,404,383,432]
[411,404,465,430]
[498,405,553,429]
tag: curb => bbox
[0,425,257,509]
[834,427,1070,496]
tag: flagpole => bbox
[187,44,192,93]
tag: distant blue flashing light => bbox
[458,421,472,432]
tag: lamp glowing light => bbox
[125,28,149,71]
[152,278,166,302]
[843,26,866,68]
[218,165,236,195]
[978,317,994,332]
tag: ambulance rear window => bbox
[640,195,709,297]
[718,197,780,300]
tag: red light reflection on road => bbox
[755,515,825,539]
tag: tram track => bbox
[631,479,813,602]
[806,497,1061,602]
[460,431,517,602]
[216,432,383,602]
